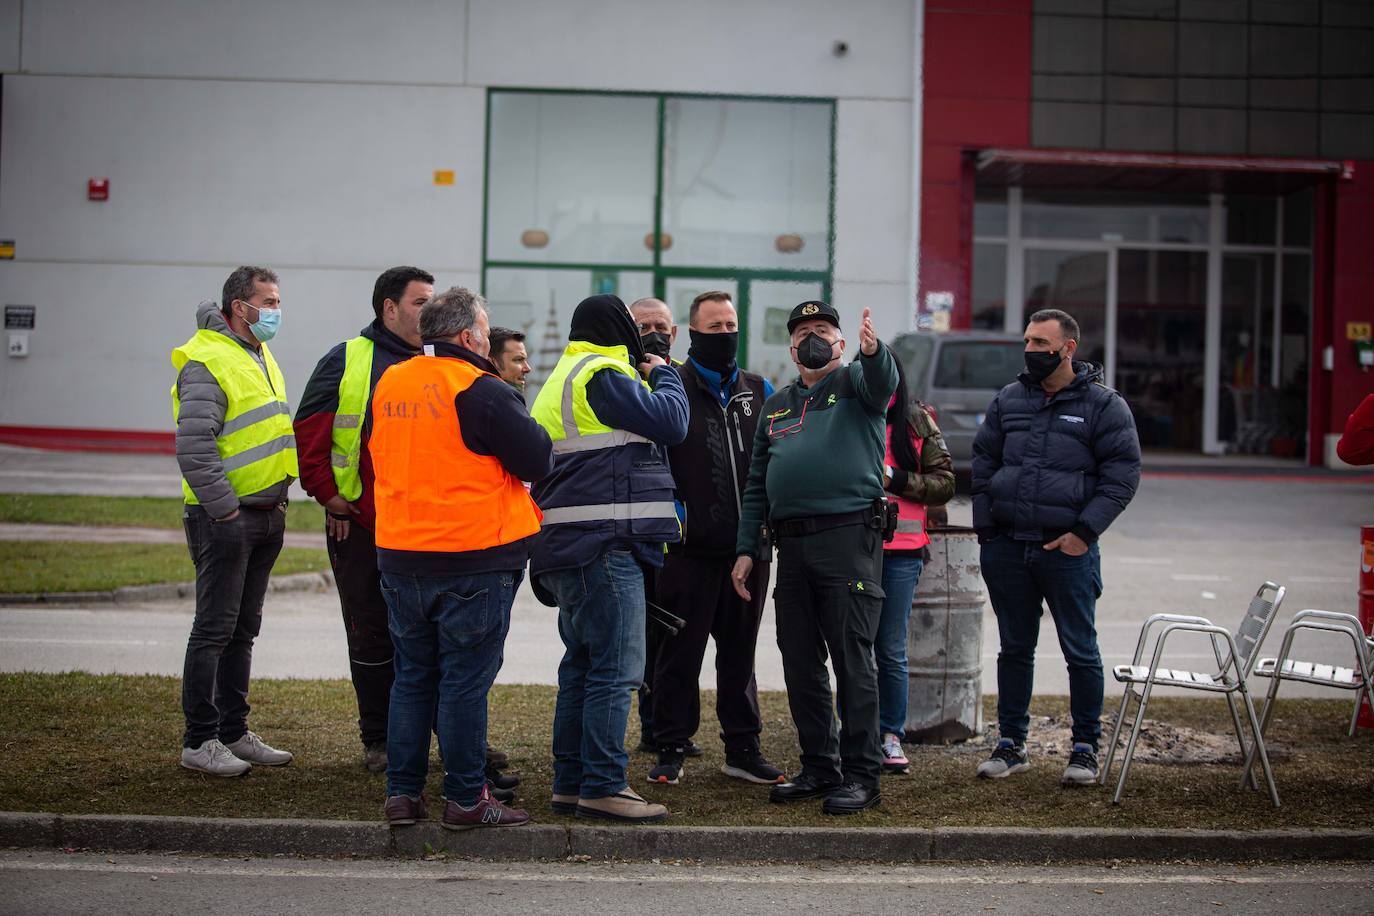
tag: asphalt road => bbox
[1,851,1371,915]
[1,445,1371,701]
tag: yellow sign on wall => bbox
[1348,322,1372,341]
[433,170,455,186]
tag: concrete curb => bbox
[0,571,334,606]
[3,813,1370,863]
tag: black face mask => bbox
[794,332,836,371]
[640,331,673,361]
[1024,349,1064,383]
[687,329,738,373]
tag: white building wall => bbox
[0,0,915,433]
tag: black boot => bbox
[769,772,841,804]
[821,782,881,815]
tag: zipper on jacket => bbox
[721,389,754,512]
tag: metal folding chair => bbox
[1099,581,1285,807]
[1241,609,1374,785]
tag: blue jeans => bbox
[877,552,924,737]
[980,536,1104,750]
[380,569,519,805]
[538,549,647,799]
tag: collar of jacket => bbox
[1017,359,1102,399]
[362,319,421,357]
[686,357,740,397]
[420,339,499,374]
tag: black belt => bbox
[773,509,871,539]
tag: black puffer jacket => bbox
[972,361,1140,544]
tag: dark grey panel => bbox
[1177,106,1246,154]
[1248,109,1319,156]
[1106,19,1175,75]
[1106,0,1176,17]
[1033,16,1104,74]
[1251,0,1319,24]
[1323,0,1374,28]
[1178,76,1247,106]
[1321,112,1374,159]
[1322,28,1374,78]
[1178,22,1246,76]
[1322,78,1374,113]
[1249,26,1319,78]
[1032,101,1105,148]
[1106,76,1176,104]
[1178,0,1246,20]
[1250,78,1318,110]
[1033,74,1106,102]
[1034,0,1105,13]
[1104,103,1176,150]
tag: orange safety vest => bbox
[885,419,929,551]
[369,354,542,554]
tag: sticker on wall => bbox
[433,170,455,186]
[0,240,13,260]
[1347,322,1372,342]
[5,305,35,329]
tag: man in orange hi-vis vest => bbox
[369,287,553,832]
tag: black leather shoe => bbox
[821,781,881,815]
[487,780,516,804]
[769,773,841,804]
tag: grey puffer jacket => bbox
[971,361,1140,545]
[174,302,293,519]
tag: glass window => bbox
[1024,248,1109,365]
[1282,188,1313,247]
[933,341,1027,389]
[1023,190,1209,243]
[747,279,825,389]
[661,98,832,271]
[972,242,1007,330]
[1225,195,1277,246]
[486,93,658,265]
[891,333,936,397]
[974,188,1008,238]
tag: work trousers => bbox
[326,521,395,747]
[180,504,284,748]
[774,521,885,788]
[651,551,770,753]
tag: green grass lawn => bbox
[0,493,325,533]
[1,672,1369,830]
[0,542,328,593]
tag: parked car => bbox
[889,330,1025,464]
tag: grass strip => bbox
[0,542,327,594]
[1,672,1369,829]
[0,493,325,533]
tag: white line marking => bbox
[1289,576,1352,584]
[1169,574,1231,582]
[0,637,158,646]
[1116,557,1175,565]
[0,860,1369,886]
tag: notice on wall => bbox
[0,240,13,260]
[4,305,35,330]
[1347,322,1372,341]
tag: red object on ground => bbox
[1336,394,1374,466]
[1361,525,1374,729]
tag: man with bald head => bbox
[630,297,677,364]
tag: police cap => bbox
[786,300,841,334]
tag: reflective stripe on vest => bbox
[330,336,374,500]
[540,501,679,526]
[171,329,297,503]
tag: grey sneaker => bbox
[975,739,1029,779]
[1060,743,1099,787]
[180,739,251,777]
[362,742,387,774]
[224,731,293,766]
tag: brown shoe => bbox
[383,793,428,826]
[486,747,510,770]
[442,784,530,830]
[575,788,668,824]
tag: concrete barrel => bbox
[904,526,985,743]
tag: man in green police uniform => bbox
[731,300,897,814]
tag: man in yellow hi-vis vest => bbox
[172,266,297,777]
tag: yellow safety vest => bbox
[531,340,653,455]
[171,329,298,503]
[330,336,374,501]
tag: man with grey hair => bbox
[370,286,554,829]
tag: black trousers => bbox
[326,521,395,747]
[774,521,885,788]
[181,504,284,748]
[651,552,770,753]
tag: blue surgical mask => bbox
[241,302,281,342]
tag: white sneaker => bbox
[224,731,293,766]
[180,739,251,777]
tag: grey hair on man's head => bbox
[1027,308,1080,342]
[420,286,487,340]
[221,266,279,314]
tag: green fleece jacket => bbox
[735,343,898,558]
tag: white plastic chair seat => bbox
[1113,664,1229,689]
[1254,657,1362,687]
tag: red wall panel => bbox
[1327,161,1374,440]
